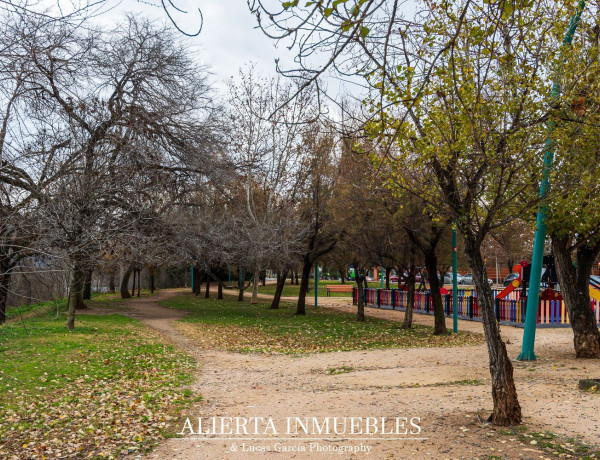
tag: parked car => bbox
[461,273,493,286]
[443,272,464,285]
[390,275,399,282]
[503,273,520,287]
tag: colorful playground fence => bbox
[353,287,600,327]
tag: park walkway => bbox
[110,289,600,459]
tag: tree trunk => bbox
[260,269,266,287]
[296,257,312,315]
[137,269,141,297]
[271,269,288,309]
[149,267,155,294]
[109,271,116,294]
[385,267,391,290]
[0,267,11,325]
[120,269,132,299]
[356,271,366,322]
[131,270,136,297]
[194,267,201,296]
[238,266,244,301]
[424,250,447,334]
[83,269,92,300]
[466,241,521,426]
[218,281,223,299]
[204,275,210,298]
[251,267,259,304]
[403,257,416,329]
[67,263,86,330]
[506,259,514,274]
[552,236,600,358]
[295,270,299,285]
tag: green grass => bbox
[162,293,483,354]
[257,279,384,298]
[0,296,195,459]
[495,426,600,459]
[4,289,156,321]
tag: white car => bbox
[461,273,493,286]
[443,273,464,285]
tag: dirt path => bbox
[111,290,600,459]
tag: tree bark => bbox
[204,275,210,298]
[137,269,141,297]
[217,281,223,299]
[424,250,447,334]
[131,270,136,297]
[194,267,201,296]
[552,236,600,358]
[0,267,11,325]
[356,270,366,322]
[385,267,391,290]
[403,257,416,329]
[466,240,521,426]
[260,269,266,287]
[271,269,288,309]
[251,267,259,304]
[238,266,244,301]
[120,269,132,299]
[67,263,86,330]
[83,269,92,300]
[296,257,312,315]
[149,266,155,294]
[109,271,116,294]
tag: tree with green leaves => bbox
[547,20,600,357]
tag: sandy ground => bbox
[114,289,600,460]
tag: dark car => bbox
[503,273,520,287]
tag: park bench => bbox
[326,285,354,296]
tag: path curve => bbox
[107,289,600,459]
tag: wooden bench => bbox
[326,285,354,296]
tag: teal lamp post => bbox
[518,0,587,361]
[452,223,458,333]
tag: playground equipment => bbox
[353,273,600,327]
[495,264,524,301]
[589,276,600,302]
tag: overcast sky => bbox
[87,0,297,91]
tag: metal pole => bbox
[519,0,586,361]
[380,267,384,289]
[452,223,458,333]
[314,260,318,307]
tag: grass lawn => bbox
[257,279,383,298]
[162,293,483,354]
[0,296,195,459]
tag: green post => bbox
[519,0,586,361]
[314,260,318,307]
[380,267,384,289]
[452,223,458,333]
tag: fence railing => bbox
[353,287,600,326]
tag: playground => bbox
[355,263,600,328]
